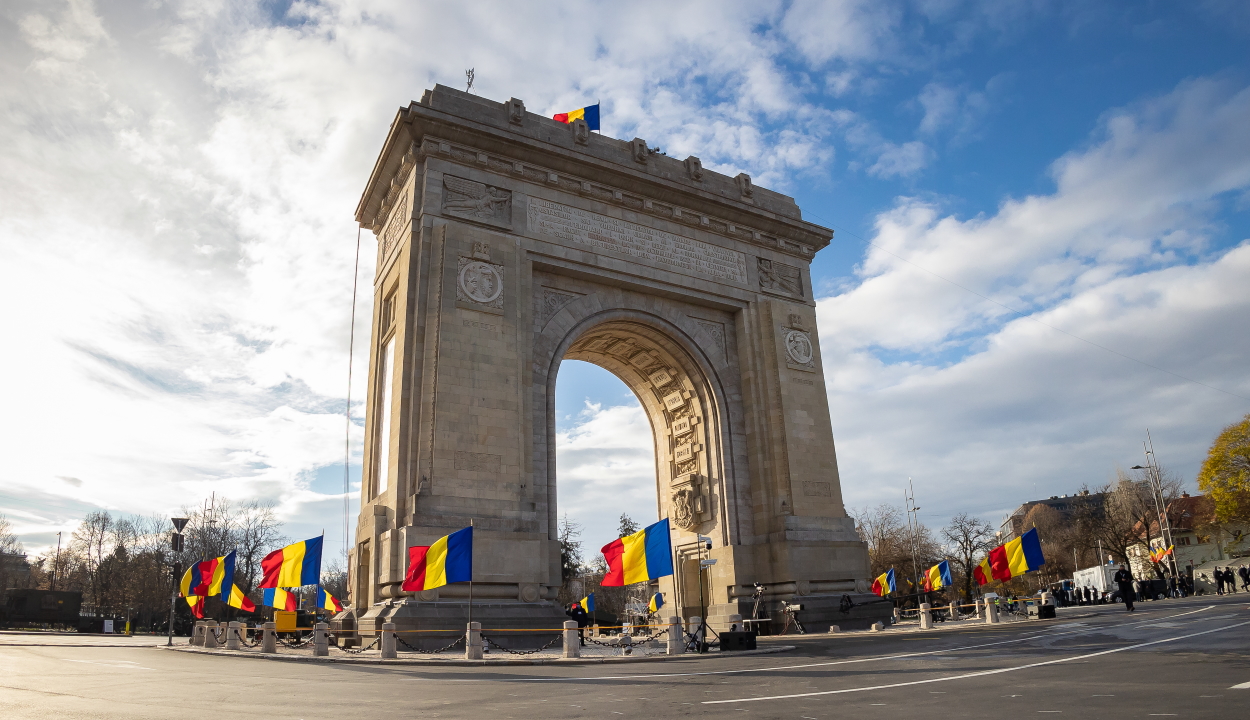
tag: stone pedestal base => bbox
[358,599,569,651]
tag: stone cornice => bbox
[356,86,833,262]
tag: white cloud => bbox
[820,78,1250,525]
[555,401,658,561]
[3,0,897,554]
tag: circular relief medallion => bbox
[784,329,814,365]
[458,261,503,304]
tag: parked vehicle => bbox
[1073,565,1118,602]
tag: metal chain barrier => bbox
[276,633,312,649]
[334,635,381,654]
[395,633,464,655]
[480,633,562,656]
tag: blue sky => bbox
[2,0,1248,562]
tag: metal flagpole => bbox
[468,519,474,629]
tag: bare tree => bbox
[234,500,285,593]
[0,513,26,597]
[941,513,994,602]
[852,503,942,597]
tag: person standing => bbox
[1113,564,1135,612]
[1225,568,1237,594]
[1215,567,1225,595]
[1239,566,1249,591]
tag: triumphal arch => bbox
[349,85,888,640]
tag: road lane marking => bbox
[510,605,1221,683]
[704,620,1250,704]
[1230,681,1250,689]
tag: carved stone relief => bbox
[506,97,525,125]
[442,174,511,226]
[570,117,590,145]
[783,328,814,367]
[758,257,802,296]
[540,288,580,325]
[380,191,411,259]
[694,320,726,356]
[457,258,504,309]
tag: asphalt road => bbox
[2,593,1248,719]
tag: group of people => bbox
[1208,565,1249,595]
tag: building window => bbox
[374,337,395,496]
[1178,536,1190,546]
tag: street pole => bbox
[52,532,61,591]
[905,479,922,602]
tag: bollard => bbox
[203,621,219,649]
[621,622,632,637]
[380,622,397,659]
[893,607,901,623]
[563,620,580,658]
[870,621,884,632]
[465,622,483,660]
[1041,591,1054,607]
[191,621,205,647]
[261,622,276,653]
[949,601,958,622]
[666,616,684,655]
[919,603,933,630]
[313,622,329,657]
[975,597,984,619]
[225,621,242,650]
[986,599,1000,624]
[827,624,841,633]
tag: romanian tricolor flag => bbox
[317,587,343,613]
[973,556,993,586]
[1150,545,1174,563]
[979,528,1046,584]
[259,536,323,589]
[647,592,664,614]
[600,518,674,586]
[262,587,298,611]
[552,103,600,131]
[185,595,204,619]
[923,560,952,592]
[226,584,256,612]
[402,526,474,592]
[871,568,896,597]
[578,593,594,613]
[179,550,236,599]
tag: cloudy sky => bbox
[2,1,1248,561]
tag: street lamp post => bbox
[167,517,189,646]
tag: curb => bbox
[158,642,795,666]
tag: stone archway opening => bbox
[552,359,658,617]
[550,318,729,623]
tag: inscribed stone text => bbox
[649,369,673,387]
[672,417,693,436]
[675,444,696,463]
[663,391,685,412]
[454,451,502,473]
[463,319,498,332]
[802,481,832,498]
[528,197,748,284]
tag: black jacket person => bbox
[1113,565,1135,612]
